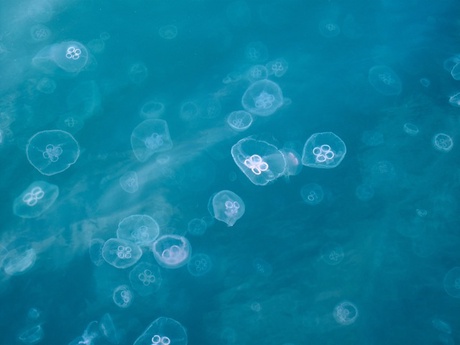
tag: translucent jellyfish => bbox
[318,20,341,37]
[128,62,148,84]
[368,65,402,96]
[30,24,52,42]
[448,92,460,107]
[3,247,37,276]
[419,78,430,87]
[113,285,133,308]
[26,130,80,176]
[209,190,245,227]
[431,317,452,334]
[69,321,100,345]
[301,132,346,169]
[241,80,284,116]
[451,62,460,80]
[226,110,253,132]
[321,243,344,265]
[300,183,324,205]
[179,101,200,122]
[252,258,273,277]
[117,214,160,247]
[87,38,105,54]
[131,119,173,162]
[89,238,105,267]
[129,262,162,296]
[333,301,359,325]
[432,133,453,152]
[102,238,142,269]
[18,325,44,344]
[403,123,419,136]
[36,77,56,94]
[443,267,460,298]
[152,235,191,269]
[187,253,213,277]
[158,25,178,40]
[231,137,287,186]
[13,181,59,218]
[99,313,120,345]
[265,58,289,77]
[133,317,187,345]
[280,147,302,177]
[32,41,89,74]
[244,41,268,63]
[246,64,268,82]
[140,101,165,119]
[119,171,139,193]
[187,218,207,236]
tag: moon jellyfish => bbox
[187,218,207,236]
[333,301,359,325]
[242,80,284,116]
[319,20,341,38]
[131,119,173,162]
[117,214,160,247]
[187,253,213,277]
[158,25,178,40]
[18,325,44,344]
[226,110,253,132]
[36,77,56,94]
[26,130,80,176]
[355,184,374,201]
[432,133,453,152]
[102,238,142,269]
[30,24,52,42]
[368,65,402,96]
[119,171,139,193]
[208,190,245,227]
[301,132,346,169]
[244,41,268,63]
[280,147,302,177]
[133,317,187,345]
[300,183,324,205]
[231,137,286,186]
[246,64,268,82]
[449,92,460,107]
[113,285,133,308]
[128,61,149,84]
[265,58,289,77]
[403,123,419,136]
[129,261,162,296]
[13,181,59,218]
[443,267,460,298]
[321,242,345,265]
[99,313,120,345]
[3,247,37,276]
[32,41,89,74]
[140,100,165,119]
[152,235,191,269]
[252,258,273,277]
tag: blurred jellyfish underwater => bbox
[1,0,460,344]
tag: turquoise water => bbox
[1,0,460,344]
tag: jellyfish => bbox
[187,253,213,277]
[208,190,245,227]
[113,285,134,308]
[301,132,346,169]
[129,261,162,296]
[300,183,324,205]
[432,133,453,152]
[333,301,359,325]
[32,41,89,74]
[13,181,59,218]
[226,110,253,132]
[133,317,187,345]
[368,65,402,96]
[102,238,142,269]
[131,119,173,162]
[117,214,160,247]
[152,235,191,269]
[241,79,284,116]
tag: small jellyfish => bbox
[246,64,268,82]
[187,218,207,236]
[131,119,173,162]
[403,123,419,136]
[320,243,345,265]
[133,317,187,345]
[280,147,302,177]
[368,65,402,96]
[333,301,359,325]
[432,133,453,152]
[265,58,289,77]
[158,25,178,40]
[244,41,269,63]
[419,78,430,87]
[119,171,139,193]
[36,77,56,94]
[226,110,253,132]
[152,235,191,269]
[18,325,44,344]
[26,130,80,176]
[129,262,162,296]
[301,132,346,169]
[208,190,245,227]
[3,246,37,276]
[30,24,52,42]
[242,79,284,116]
[231,137,287,186]
[300,183,324,205]
[443,267,460,298]
[187,253,213,277]
[252,258,273,277]
[355,184,374,201]
[319,20,341,37]
[128,61,148,84]
[140,100,165,119]
[99,313,120,345]
[102,238,142,269]
[113,285,133,308]
[13,181,59,218]
[117,214,160,247]
[448,92,460,107]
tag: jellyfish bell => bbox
[32,41,89,75]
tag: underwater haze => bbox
[1,0,460,344]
